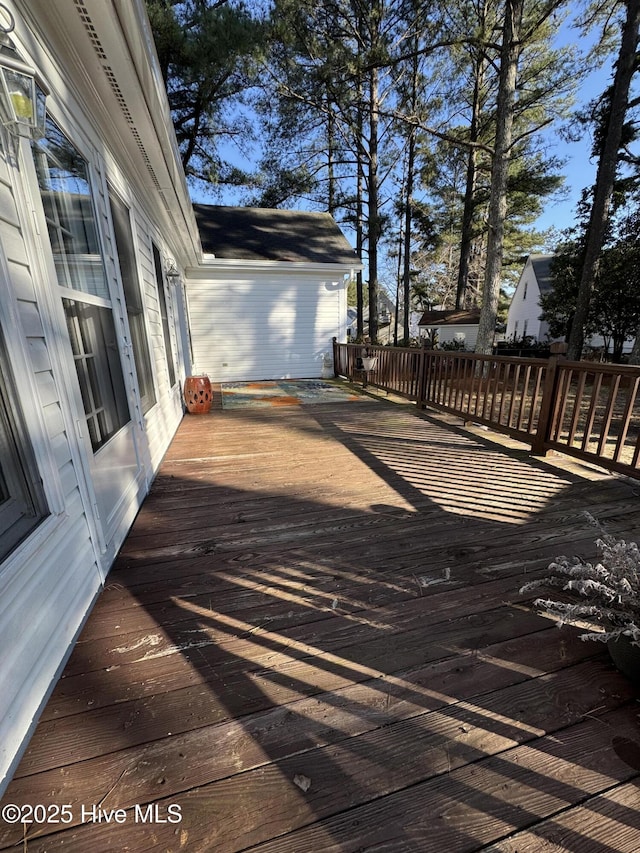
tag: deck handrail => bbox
[333,340,640,480]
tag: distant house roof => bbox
[528,254,554,294]
[193,204,360,266]
[418,309,481,326]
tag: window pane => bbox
[33,121,109,299]
[109,193,156,414]
[63,299,130,451]
[152,244,176,387]
[0,463,9,502]
[0,334,48,564]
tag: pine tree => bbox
[567,0,640,359]
[146,0,266,188]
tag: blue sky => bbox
[533,121,597,241]
[533,72,606,239]
[532,12,626,242]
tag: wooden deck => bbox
[2,391,640,852]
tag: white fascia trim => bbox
[187,256,364,279]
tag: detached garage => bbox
[187,205,361,381]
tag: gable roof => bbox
[528,254,554,294]
[193,204,360,266]
[418,309,481,326]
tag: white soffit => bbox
[20,0,201,263]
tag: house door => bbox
[30,119,144,570]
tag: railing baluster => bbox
[527,365,543,434]
[631,426,640,468]
[507,363,520,428]
[498,361,510,425]
[551,366,573,443]
[567,370,587,447]
[597,374,621,458]
[581,372,603,452]
[470,358,479,416]
[614,375,639,462]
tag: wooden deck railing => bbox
[333,340,640,479]
[333,342,425,400]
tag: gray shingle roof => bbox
[529,254,555,294]
[418,309,481,326]
[193,204,359,265]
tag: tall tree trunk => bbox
[327,105,336,216]
[402,42,419,343]
[567,0,640,360]
[456,49,486,310]
[402,130,416,345]
[475,0,524,354]
[394,218,403,346]
[356,97,365,339]
[368,63,380,343]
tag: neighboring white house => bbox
[507,253,635,356]
[187,206,361,382]
[418,309,481,349]
[505,254,554,342]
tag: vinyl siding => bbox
[0,149,102,790]
[0,0,191,797]
[506,262,548,341]
[133,211,184,471]
[188,271,347,382]
[436,325,479,349]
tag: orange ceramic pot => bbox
[184,376,212,414]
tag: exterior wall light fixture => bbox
[0,4,48,140]
[165,259,181,285]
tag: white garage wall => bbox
[187,265,348,382]
[437,325,479,349]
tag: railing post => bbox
[416,342,429,409]
[531,354,562,456]
[332,336,339,378]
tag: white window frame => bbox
[152,242,177,388]
[32,118,132,453]
[108,189,157,415]
[0,241,65,524]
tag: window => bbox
[63,299,130,450]
[33,119,130,451]
[152,244,176,387]
[523,281,528,300]
[0,329,48,562]
[109,192,156,414]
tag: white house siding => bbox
[507,256,635,354]
[437,325,479,349]
[506,260,549,341]
[188,265,348,382]
[0,142,103,790]
[131,210,185,473]
[0,0,195,793]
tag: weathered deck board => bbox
[2,396,640,852]
[0,630,603,845]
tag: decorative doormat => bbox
[221,380,364,409]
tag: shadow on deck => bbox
[2,393,640,852]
